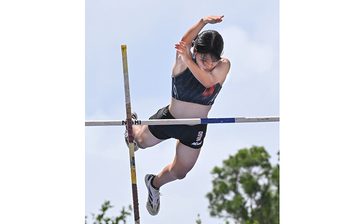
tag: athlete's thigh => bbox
[173,141,201,171]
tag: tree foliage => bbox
[206,146,279,224]
[86,201,204,224]
[85,201,132,224]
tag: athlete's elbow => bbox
[201,80,217,88]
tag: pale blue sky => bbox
[85,1,278,223]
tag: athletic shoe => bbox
[124,112,139,151]
[145,174,160,215]
[131,112,138,121]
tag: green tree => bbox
[206,146,279,224]
[86,201,132,224]
[87,201,204,224]
[195,213,202,224]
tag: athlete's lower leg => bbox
[153,142,201,188]
[152,163,187,188]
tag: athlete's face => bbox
[195,52,220,72]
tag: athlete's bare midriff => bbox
[169,97,211,119]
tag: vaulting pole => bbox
[121,44,140,224]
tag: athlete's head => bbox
[193,30,224,61]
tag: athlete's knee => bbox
[176,172,187,180]
[134,126,161,149]
[133,128,148,149]
[170,168,188,180]
[134,137,148,149]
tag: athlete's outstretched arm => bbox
[180,15,224,46]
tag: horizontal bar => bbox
[85,116,279,126]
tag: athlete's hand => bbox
[203,15,224,24]
[175,41,192,64]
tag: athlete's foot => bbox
[124,112,139,151]
[145,174,160,215]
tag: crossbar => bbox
[85,116,279,126]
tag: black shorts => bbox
[148,105,207,149]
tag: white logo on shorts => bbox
[191,131,204,146]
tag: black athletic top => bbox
[172,68,222,105]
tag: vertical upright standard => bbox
[121,44,140,224]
